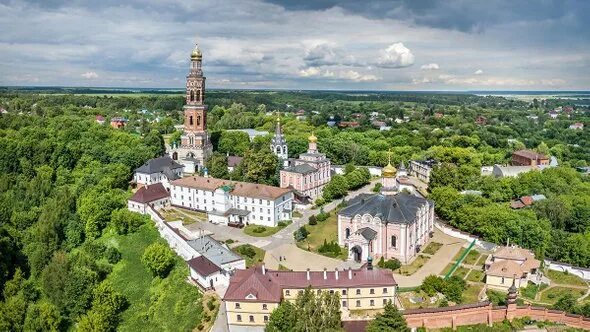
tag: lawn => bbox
[466,269,485,283]
[540,286,586,304]
[422,242,443,255]
[397,255,431,276]
[546,270,587,287]
[398,290,441,309]
[452,266,470,279]
[453,248,481,266]
[243,221,290,237]
[104,225,203,331]
[233,244,265,267]
[296,211,348,260]
[462,283,485,303]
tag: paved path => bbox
[211,299,229,332]
[393,228,466,287]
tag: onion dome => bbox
[308,133,317,143]
[191,44,202,60]
[382,162,397,178]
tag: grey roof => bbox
[135,156,183,174]
[339,192,431,224]
[228,156,243,167]
[284,163,317,174]
[187,235,243,267]
[492,164,533,177]
[358,227,377,241]
[531,194,546,201]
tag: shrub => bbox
[316,210,330,222]
[111,208,146,235]
[277,220,292,227]
[105,247,122,264]
[318,240,342,257]
[314,197,326,206]
[141,243,175,278]
[207,299,216,311]
[225,239,234,244]
[294,226,309,242]
[197,324,204,330]
[372,182,383,193]
[378,257,402,271]
[203,314,210,322]
[252,226,266,233]
[236,245,257,258]
[308,215,317,225]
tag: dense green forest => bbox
[0,88,589,329]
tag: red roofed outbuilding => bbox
[128,183,170,214]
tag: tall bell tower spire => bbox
[271,112,288,166]
[169,42,213,174]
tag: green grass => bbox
[452,266,470,279]
[520,284,541,300]
[397,255,431,276]
[452,248,481,266]
[296,210,347,260]
[422,242,443,255]
[104,225,203,331]
[546,270,587,287]
[243,223,287,237]
[233,244,265,267]
[466,269,485,283]
[292,211,303,218]
[441,263,455,277]
[462,283,484,303]
[540,286,586,304]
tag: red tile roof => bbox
[520,196,534,206]
[513,149,547,160]
[187,255,220,276]
[129,183,169,203]
[223,266,397,303]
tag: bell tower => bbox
[169,43,213,174]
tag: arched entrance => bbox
[351,245,362,262]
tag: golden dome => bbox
[308,133,317,143]
[191,45,202,60]
[382,162,397,178]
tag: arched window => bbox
[196,115,201,126]
[189,116,193,126]
[391,235,397,248]
[345,228,350,239]
[196,90,201,101]
[190,90,194,102]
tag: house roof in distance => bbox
[227,156,243,167]
[172,176,292,200]
[129,183,169,203]
[339,192,431,225]
[187,235,243,267]
[513,149,548,160]
[135,155,183,174]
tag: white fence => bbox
[146,205,197,260]
[544,260,590,281]
[332,165,383,177]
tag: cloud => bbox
[81,71,98,79]
[376,42,414,68]
[421,63,439,70]
[474,69,483,75]
[299,67,378,82]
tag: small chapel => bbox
[337,154,435,264]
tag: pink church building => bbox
[337,160,434,264]
[280,133,331,200]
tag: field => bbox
[103,224,203,331]
[540,286,586,304]
[296,211,348,260]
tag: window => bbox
[356,300,361,307]
[370,300,375,306]
[235,303,241,309]
[391,235,397,248]
[342,290,347,295]
[345,228,350,239]
[264,316,268,322]
[189,115,193,125]
[262,304,267,310]
[501,277,505,284]
[370,289,375,295]
[356,289,361,295]
[249,316,254,323]
[342,300,347,308]
[237,315,242,322]
[298,290,303,295]
[285,290,290,296]
[383,288,388,294]
[383,299,388,305]
[329,290,334,294]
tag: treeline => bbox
[430,167,590,267]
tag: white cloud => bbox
[299,67,378,82]
[338,70,379,82]
[81,71,98,79]
[474,69,484,75]
[377,42,415,68]
[421,63,440,70]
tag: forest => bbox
[0,88,589,329]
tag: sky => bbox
[1,0,589,90]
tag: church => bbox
[337,156,435,264]
[169,44,213,173]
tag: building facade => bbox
[133,155,183,189]
[338,159,434,264]
[280,133,331,200]
[170,176,293,227]
[409,159,437,183]
[169,44,213,173]
[484,245,541,292]
[223,264,396,331]
[511,150,549,167]
[127,183,170,214]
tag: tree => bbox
[322,175,348,201]
[218,131,250,156]
[143,129,165,156]
[110,208,146,235]
[238,148,279,185]
[366,301,409,332]
[23,301,62,332]
[265,300,296,332]
[141,243,175,278]
[205,152,229,179]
